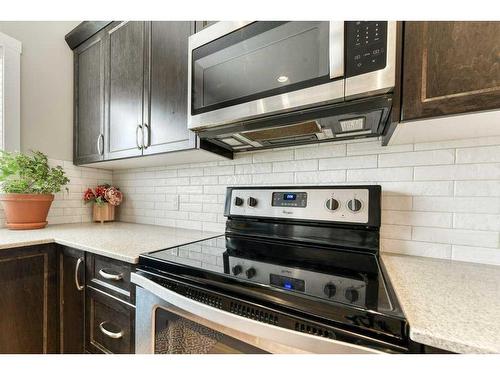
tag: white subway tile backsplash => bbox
[272,159,318,172]
[252,172,295,184]
[378,150,455,167]
[380,224,412,240]
[295,143,346,160]
[381,196,413,211]
[346,141,413,156]
[412,227,499,248]
[455,181,500,197]
[381,181,454,196]
[347,167,413,182]
[456,145,500,164]
[252,149,294,163]
[110,137,500,266]
[319,155,377,170]
[454,213,500,231]
[235,163,272,174]
[415,164,500,181]
[414,136,500,151]
[294,170,346,184]
[413,197,500,214]
[382,210,452,228]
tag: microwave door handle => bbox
[329,21,344,79]
[132,273,381,354]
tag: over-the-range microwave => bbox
[188,21,398,152]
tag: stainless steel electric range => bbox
[132,185,422,354]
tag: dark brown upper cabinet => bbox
[73,31,106,165]
[143,21,196,155]
[71,21,198,164]
[104,21,147,160]
[402,21,500,121]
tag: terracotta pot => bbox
[0,193,54,230]
[93,203,115,223]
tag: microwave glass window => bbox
[192,22,331,115]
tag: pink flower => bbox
[104,187,123,206]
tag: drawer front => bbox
[86,254,134,302]
[86,287,135,354]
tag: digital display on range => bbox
[270,274,305,292]
[272,192,307,207]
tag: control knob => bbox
[247,197,258,207]
[347,198,362,212]
[325,198,340,211]
[323,283,337,298]
[232,265,242,276]
[234,197,244,206]
[245,267,256,279]
[345,287,359,303]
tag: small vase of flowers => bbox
[83,184,123,224]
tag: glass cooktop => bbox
[140,234,403,319]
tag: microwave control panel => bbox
[345,21,388,77]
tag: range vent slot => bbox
[229,301,279,325]
[183,287,223,309]
[293,320,337,340]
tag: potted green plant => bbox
[0,150,69,230]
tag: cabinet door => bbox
[0,245,58,353]
[59,247,85,353]
[143,21,196,155]
[105,21,147,159]
[74,32,105,164]
[402,22,500,121]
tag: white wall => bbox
[113,136,500,266]
[0,21,79,161]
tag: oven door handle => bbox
[329,21,344,79]
[132,273,382,354]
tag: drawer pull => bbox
[99,268,123,281]
[99,321,123,339]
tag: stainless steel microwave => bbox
[188,21,397,151]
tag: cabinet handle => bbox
[136,124,143,150]
[99,321,123,339]
[96,133,104,156]
[143,123,150,149]
[75,257,84,291]
[99,268,123,281]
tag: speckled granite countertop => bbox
[0,222,221,263]
[381,253,500,354]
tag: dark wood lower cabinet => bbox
[0,244,59,353]
[0,244,135,354]
[59,246,86,353]
[85,287,135,354]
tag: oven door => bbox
[188,21,345,130]
[132,273,381,354]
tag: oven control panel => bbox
[228,187,370,224]
[345,21,388,78]
[228,256,367,308]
